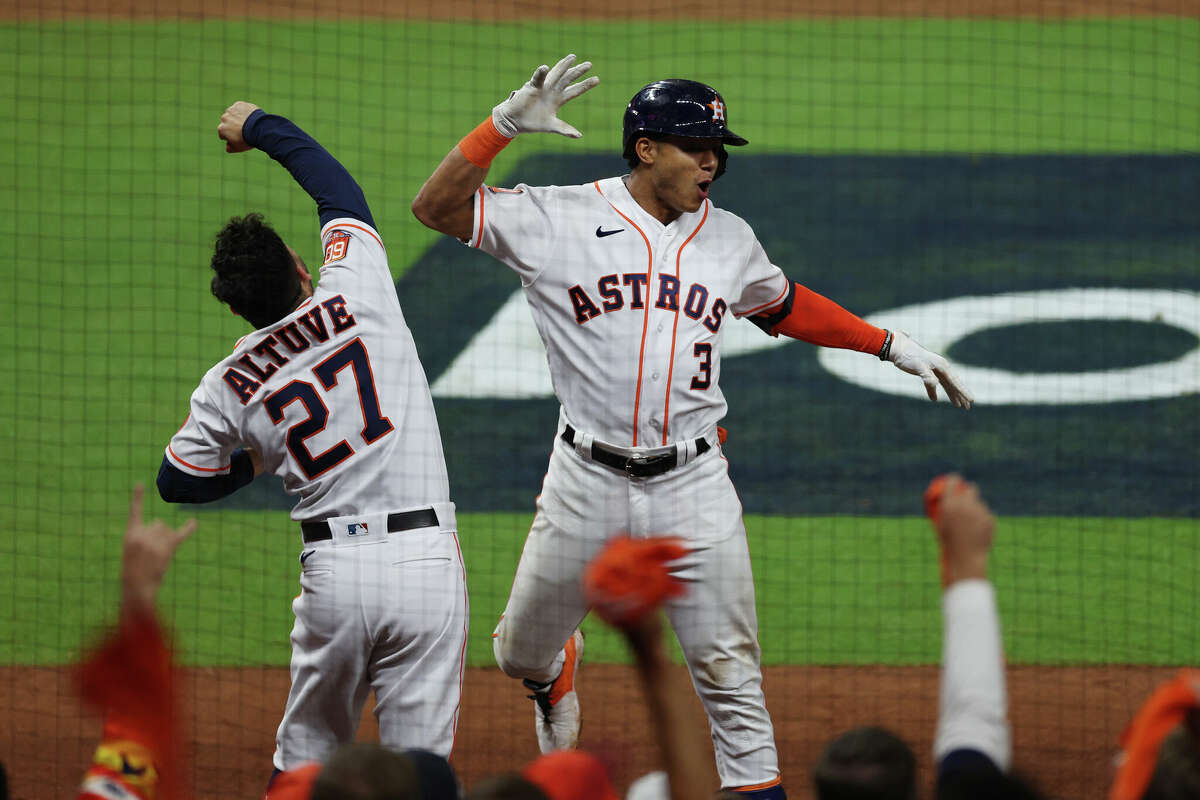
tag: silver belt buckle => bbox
[626,453,664,478]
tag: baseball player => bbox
[411,55,972,798]
[157,102,468,776]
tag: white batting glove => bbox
[492,54,599,139]
[887,331,974,409]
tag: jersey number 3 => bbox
[263,337,394,479]
[690,343,712,390]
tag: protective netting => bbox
[1,2,1197,797]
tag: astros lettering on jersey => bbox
[469,176,788,448]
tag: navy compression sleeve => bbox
[157,449,255,504]
[242,108,375,229]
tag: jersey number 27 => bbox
[264,337,394,479]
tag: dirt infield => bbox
[1,662,1180,799]
[3,0,1198,20]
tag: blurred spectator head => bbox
[521,750,618,800]
[1111,671,1200,800]
[813,726,916,800]
[1140,719,1200,800]
[466,773,550,800]
[310,744,458,800]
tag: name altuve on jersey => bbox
[222,294,358,404]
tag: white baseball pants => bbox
[492,431,780,788]
[273,504,468,770]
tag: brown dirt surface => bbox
[2,0,1198,20]
[1,662,1181,799]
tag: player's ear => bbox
[634,136,657,168]
[289,247,314,297]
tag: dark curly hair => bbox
[210,213,303,329]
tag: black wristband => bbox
[877,329,894,361]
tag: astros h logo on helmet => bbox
[708,97,726,123]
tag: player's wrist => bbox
[459,115,513,169]
[240,107,268,150]
[491,105,523,139]
[943,554,989,585]
[877,328,894,361]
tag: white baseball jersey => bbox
[469,176,790,447]
[166,218,450,520]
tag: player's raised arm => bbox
[925,475,1012,778]
[75,485,195,800]
[218,101,375,229]
[411,54,598,240]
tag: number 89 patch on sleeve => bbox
[323,230,351,264]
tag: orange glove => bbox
[583,536,689,628]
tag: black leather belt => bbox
[301,508,439,544]
[561,425,710,479]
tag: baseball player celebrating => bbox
[157,103,468,777]
[412,56,971,798]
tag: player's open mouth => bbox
[698,180,712,198]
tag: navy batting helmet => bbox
[622,79,748,178]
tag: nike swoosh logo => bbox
[595,226,624,238]
[300,549,316,565]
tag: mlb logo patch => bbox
[323,230,351,264]
[346,522,369,536]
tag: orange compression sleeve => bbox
[757,281,887,355]
[458,116,513,169]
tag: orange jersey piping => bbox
[594,180,653,446]
[728,777,782,791]
[167,443,230,473]
[660,200,709,444]
[448,530,469,759]
[325,221,384,251]
[738,282,790,318]
[471,186,485,249]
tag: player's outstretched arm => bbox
[217,100,375,229]
[750,281,972,409]
[411,54,597,240]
